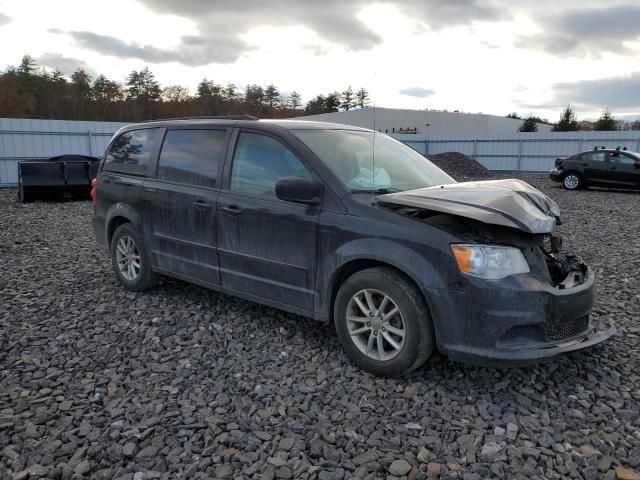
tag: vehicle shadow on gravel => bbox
[153,274,616,394]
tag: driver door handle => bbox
[192,200,213,209]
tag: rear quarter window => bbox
[104,128,162,176]
[157,129,227,187]
[583,152,606,163]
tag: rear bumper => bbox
[549,169,563,182]
[427,267,615,366]
[92,215,108,251]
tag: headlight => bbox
[451,244,530,280]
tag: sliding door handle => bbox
[220,204,243,215]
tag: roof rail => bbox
[140,115,258,123]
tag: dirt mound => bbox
[427,152,490,181]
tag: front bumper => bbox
[427,267,616,366]
[549,169,563,182]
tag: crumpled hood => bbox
[376,179,561,234]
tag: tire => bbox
[562,172,582,190]
[110,223,159,291]
[334,267,435,377]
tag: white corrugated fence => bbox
[394,131,640,171]
[1,118,639,186]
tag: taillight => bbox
[90,178,98,206]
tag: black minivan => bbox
[92,117,614,376]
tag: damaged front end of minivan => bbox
[377,179,616,366]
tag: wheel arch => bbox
[324,240,447,325]
[105,203,143,246]
[328,259,431,324]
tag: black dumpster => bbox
[18,155,100,202]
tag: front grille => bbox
[545,316,589,341]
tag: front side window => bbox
[293,129,455,192]
[157,129,226,187]
[612,152,637,165]
[104,128,161,175]
[230,132,311,199]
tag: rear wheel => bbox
[334,267,435,377]
[562,172,582,190]
[110,223,159,291]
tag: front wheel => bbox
[562,172,583,190]
[334,267,435,377]
[110,223,159,291]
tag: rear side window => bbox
[230,132,311,199]
[104,128,161,175]
[583,152,606,162]
[157,129,227,187]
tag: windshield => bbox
[293,129,455,192]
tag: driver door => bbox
[216,129,321,312]
[608,152,640,188]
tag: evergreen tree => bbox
[340,86,355,111]
[325,92,341,112]
[506,112,521,119]
[70,69,92,118]
[18,55,37,75]
[125,67,160,120]
[197,78,213,97]
[264,84,280,110]
[288,91,302,109]
[552,105,579,132]
[244,84,264,109]
[305,95,326,115]
[125,67,160,101]
[519,117,538,132]
[223,83,238,102]
[593,108,618,131]
[92,75,122,102]
[355,88,370,109]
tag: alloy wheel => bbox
[564,174,579,189]
[115,235,141,281]
[346,288,406,361]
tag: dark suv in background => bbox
[92,116,614,376]
[550,147,640,190]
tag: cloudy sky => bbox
[0,0,639,121]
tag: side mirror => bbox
[275,176,322,205]
[635,161,640,169]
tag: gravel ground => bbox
[427,153,490,182]
[1,177,640,480]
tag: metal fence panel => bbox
[1,119,640,186]
[0,118,126,186]
[393,131,640,172]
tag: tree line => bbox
[507,107,640,132]
[0,55,371,122]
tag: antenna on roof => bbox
[371,72,377,206]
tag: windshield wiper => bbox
[350,187,402,194]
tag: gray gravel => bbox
[1,177,640,480]
[427,153,490,182]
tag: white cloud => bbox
[0,0,637,120]
[399,87,435,98]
